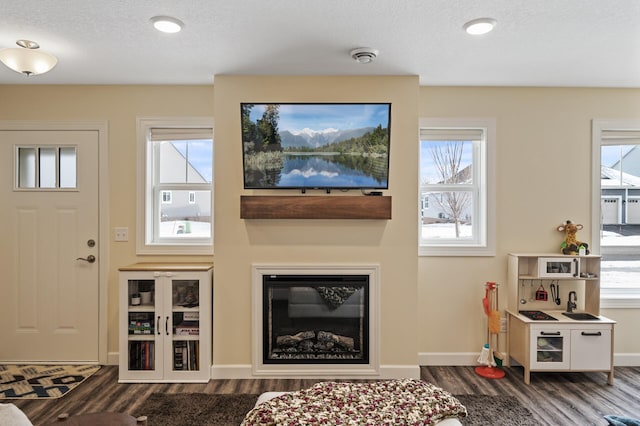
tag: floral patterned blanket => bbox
[241,379,467,425]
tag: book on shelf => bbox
[183,311,199,321]
[173,340,199,371]
[174,320,199,336]
[129,320,153,334]
[129,341,154,370]
[175,329,199,336]
[128,313,154,335]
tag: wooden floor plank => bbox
[9,365,640,425]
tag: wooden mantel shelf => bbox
[240,195,392,220]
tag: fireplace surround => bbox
[252,264,380,377]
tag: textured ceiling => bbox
[1,0,639,86]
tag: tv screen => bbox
[241,103,391,190]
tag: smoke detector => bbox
[350,47,379,64]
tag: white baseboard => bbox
[210,364,253,379]
[107,352,119,365]
[110,352,640,371]
[210,364,420,380]
[418,352,479,366]
[614,353,640,366]
[419,352,640,367]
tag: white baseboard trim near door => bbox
[210,364,420,380]
[107,352,119,365]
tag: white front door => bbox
[0,129,100,362]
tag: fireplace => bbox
[252,265,380,376]
[263,274,369,364]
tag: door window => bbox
[16,145,77,190]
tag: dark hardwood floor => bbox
[10,365,640,425]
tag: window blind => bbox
[150,128,212,141]
[601,129,640,144]
[420,128,483,141]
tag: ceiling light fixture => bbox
[350,47,379,64]
[150,16,184,33]
[0,39,58,76]
[463,18,497,35]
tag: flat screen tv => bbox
[241,103,391,191]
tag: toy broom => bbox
[476,281,505,379]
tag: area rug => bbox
[0,364,100,399]
[455,394,539,425]
[138,393,259,426]
[138,392,538,426]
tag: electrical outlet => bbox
[114,227,129,242]
[500,317,507,333]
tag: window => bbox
[15,145,77,190]
[592,120,640,307]
[419,118,495,256]
[137,117,214,255]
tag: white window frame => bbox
[136,117,214,255]
[592,119,640,307]
[419,118,496,256]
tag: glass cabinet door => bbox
[531,329,570,370]
[170,279,200,371]
[126,279,157,371]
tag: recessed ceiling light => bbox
[463,18,497,35]
[150,16,184,33]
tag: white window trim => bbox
[136,117,214,255]
[592,119,640,308]
[419,118,496,257]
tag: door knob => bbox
[76,255,96,263]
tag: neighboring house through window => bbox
[137,117,214,255]
[592,120,640,307]
[419,118,495,256]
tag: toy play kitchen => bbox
[505,253,615,385]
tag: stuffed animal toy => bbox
[557,220,589,255]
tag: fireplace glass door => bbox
[263,274,369,364]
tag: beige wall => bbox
[1,83,638,370]
[213,76,420,370]
[0,85,215,356]
[418,87,640,358]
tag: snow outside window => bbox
[592,120,640,307]
[419,118,495,256]
[136,117,214,255]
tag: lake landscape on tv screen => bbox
[241,103,390,190]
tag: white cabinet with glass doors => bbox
[119,263,212,383]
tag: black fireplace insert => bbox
[262,274,369,364]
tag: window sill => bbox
[419,246,495,257]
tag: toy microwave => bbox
[537,257,580,278]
